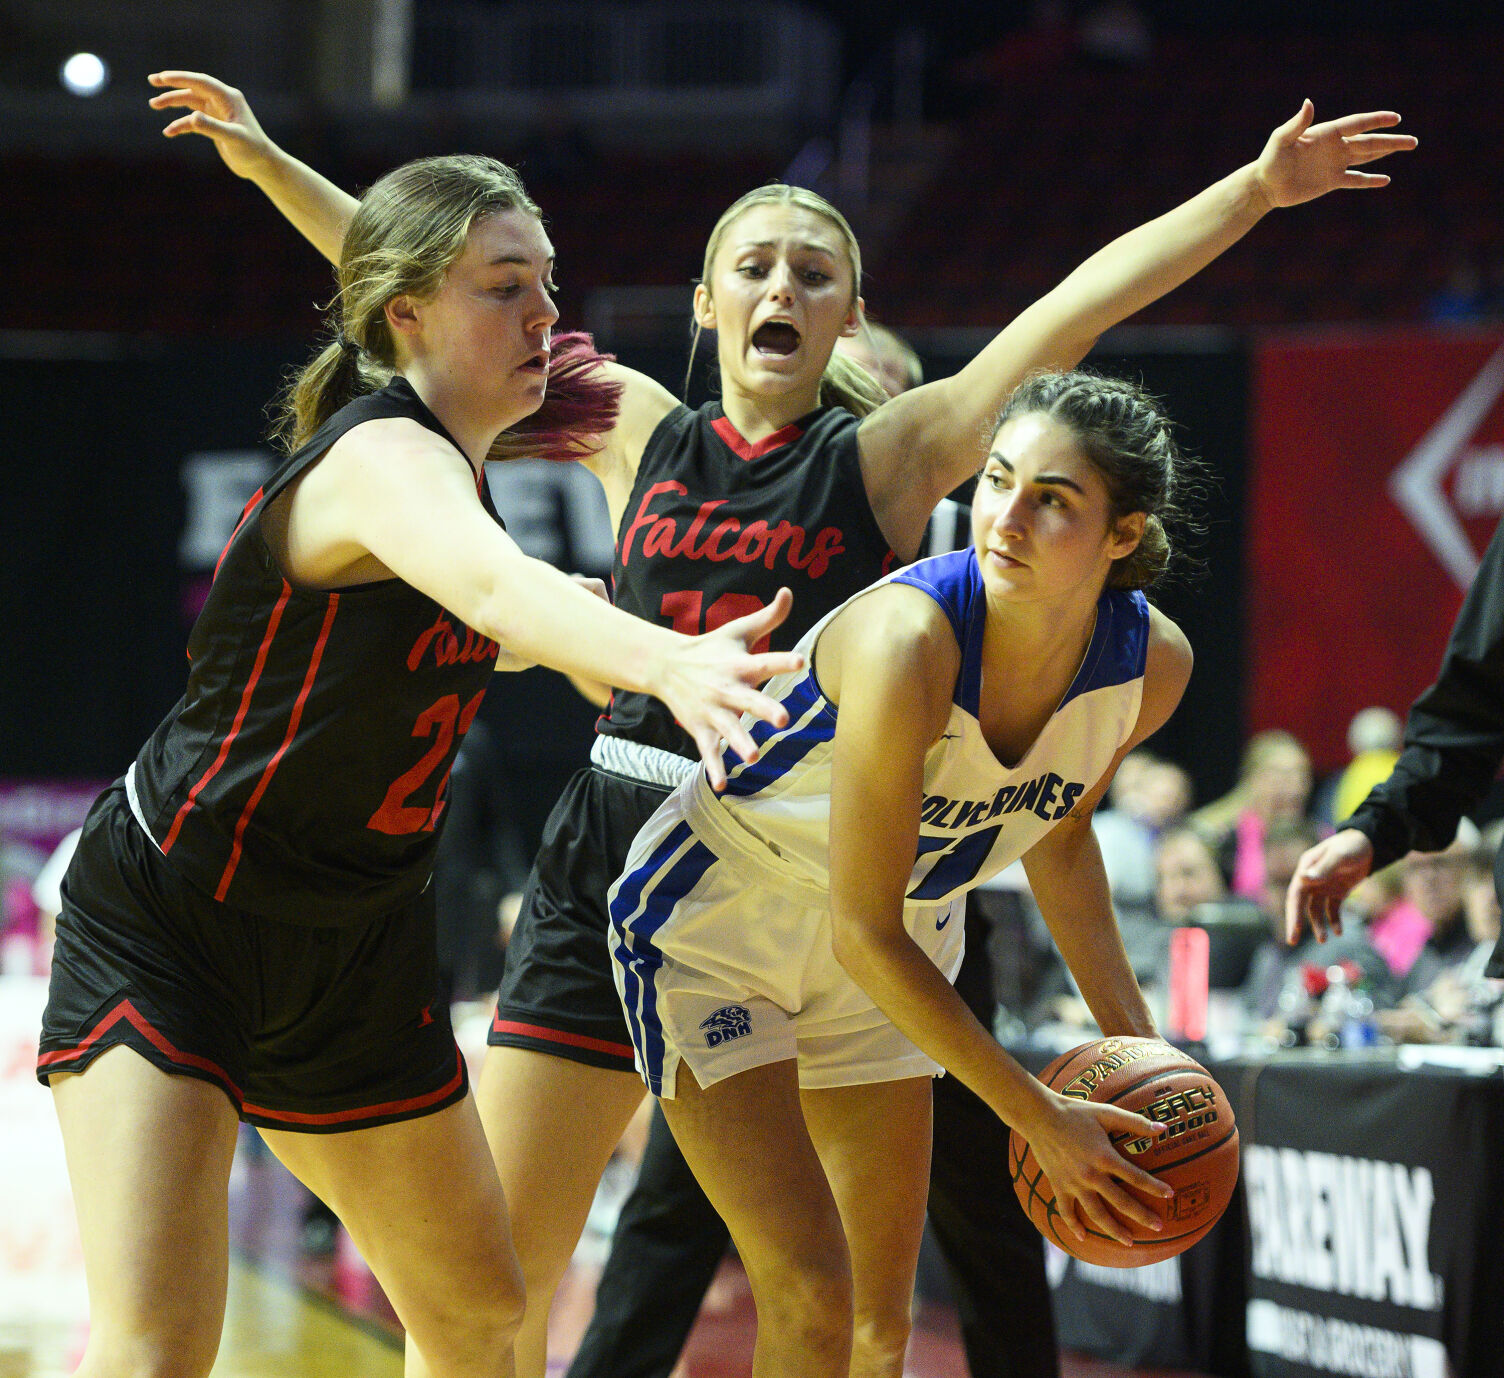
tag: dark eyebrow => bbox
[989,454,1086,496]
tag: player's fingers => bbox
[724,586,793,642]
[161,112,243,143]
[1341,133,1418,162]
[1274,99,1316,144]
[1091,1181,1165,1235]
[739,650,802,690]
[1318,110,1403,136]
[149,70,235,98]
[1073,1189,1138,1246]
[693,728,729,791]
[1055,1197,1089,1243]
[147,89,206,111]
[1337,171,1393,189]
[735,688,789,729]
[717,715,762,766]
[1284,880,1308,944]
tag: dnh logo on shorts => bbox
[700,1005,753,1048]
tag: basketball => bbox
[1008,1037,1239,1268]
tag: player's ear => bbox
[1109,511,1146,560]
[386,293,421,342]
[693,282,716,330]
[839,296,866,339]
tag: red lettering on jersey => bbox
[620,481,688,566]
[619,482,844,579]
[407,611,499,672]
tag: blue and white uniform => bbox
[608,549,1149,1097]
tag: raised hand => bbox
[1253,100,1417,209]
[1285,827,1375,945]
[148,71,275,180]
[653,587,804,791]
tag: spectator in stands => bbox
[1241,821,1391,1029]
[1090,751,1194,923]
[1357,861,1430,980]
[837,320,923,399]
[1154,825,1227,925]
[1394,828,1479,993]
[1025,818,1219,1039]
[1192,729,1315,900]
[1373,824,1502,1044]
[1315,705,1402,828]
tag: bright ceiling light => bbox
[61,53,109,97]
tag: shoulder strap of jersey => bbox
[631,401,697,482]
[262,376,467,507]
[889,551,985,714]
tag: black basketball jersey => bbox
[130,377,502,927]
[599,401,895,757]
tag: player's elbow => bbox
[829,912,892,986]
[829,913,867,975]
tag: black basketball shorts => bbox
[490,766,670,1072]
[37,784,467,1132]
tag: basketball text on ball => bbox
[1057,1036,1164,1100]
[1009,1037,1240,1268]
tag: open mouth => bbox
[751,322,801,357]
[517,350,550,374]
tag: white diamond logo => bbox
[1388,342,1504,590]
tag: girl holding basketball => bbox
[149,69,1413,1374]
[609,370,1193,1373]
[36,154,800,1378]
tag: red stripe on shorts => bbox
[240,1047,466,1126]
[491,1016,634,1059]
[37,997,244,1100]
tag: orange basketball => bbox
[1008,1037,1239,1268]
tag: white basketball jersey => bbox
[683,549,1149,905]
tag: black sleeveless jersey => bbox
[600,401,895,757]
[131,377,502,927]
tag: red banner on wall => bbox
[1248,329,1504,771]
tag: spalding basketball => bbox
[1008,1037,1238,1268]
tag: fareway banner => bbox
[1239,1060,1502,1378]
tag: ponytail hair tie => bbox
[335,330,359,355]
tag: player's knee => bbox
[409,1273,526,1376]
[850,1305,913,1377]
[758,1240,853,1344]
[83,1326,221,1378]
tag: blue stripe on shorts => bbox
[609,821,719,1095]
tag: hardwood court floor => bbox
[3,1132,1208,1378]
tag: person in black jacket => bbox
[1287,515,1504,980]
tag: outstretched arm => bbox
[149,70,357,263]
[294,419,803,787]
[148,73,683,498]
[858,102,1417,555]
[821,590,1169,1245]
